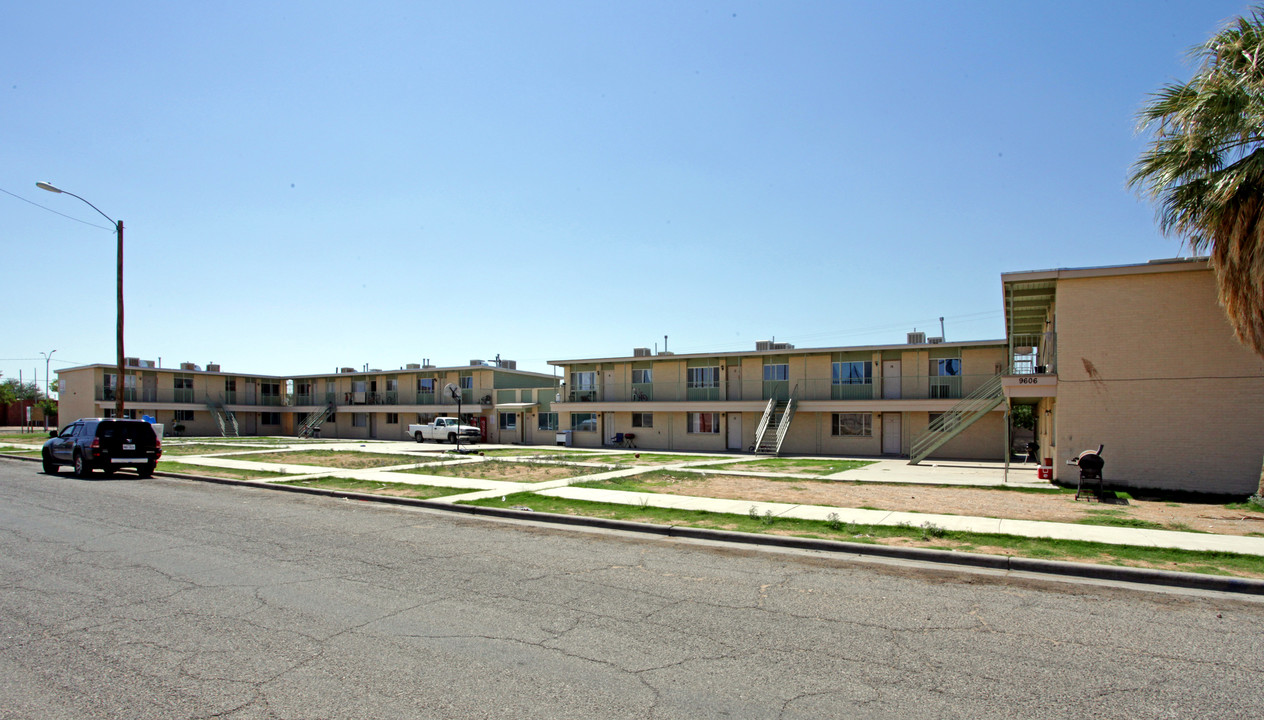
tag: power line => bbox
[0,186,114,231]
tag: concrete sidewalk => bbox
[8,442,1263,558]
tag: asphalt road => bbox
[2,458,1262,719]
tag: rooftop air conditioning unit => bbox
[907,332,927,345]
[126,357,141,366]
[633,347,651,357]
[927,337,944,344]
[406,363,421,369]
[756,341,772,351]
[206,363,220,372]
[340,367,357,373]
[139,360,156,368]
[772,342,794,350]
[422,364,436,369]
[180,362,200,371]
[502,360,517,370]
[470,360,486,366]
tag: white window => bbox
[261,412,281,425]
[832,413,872,437]
[763,363,789,381]
[632,368,652,384]
[459,375,473,389]
[571,412,598,432]
[832,361,872,385]
[933,359,962,376]
[538,412,558,431]
[499,412,517,430]
[352,413,367,428]
[418,378,434,393]
[632,412,653,428]
[687,412,719,434]
[386,413,399,424]
[571,371,596,390]
[686,367,720,388]
[173,410,195,422]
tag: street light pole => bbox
[36,182,125,418]
[40,349,56,398]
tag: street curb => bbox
[6,456,1262,596]
[155,468,1264,596]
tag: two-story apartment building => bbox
[55,359,559,443]
[1001,258,1264,495]
[548,338,1010,459]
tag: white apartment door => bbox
[604,370,616,401]
[604,412,615,444]
[727,413,743,450]
[882,412,902,455]
[727,364,742,401]
[882,360,901,399]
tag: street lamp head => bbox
[36,181,64,194]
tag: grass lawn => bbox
[159,443,266,456]
[222,449,419,470]
[157,461,292,480]
[274,476,457,500]
[0,448,41,456]
[0,432,51,442]
[475,449,598,459]
[576,453,729,466]
[460,492,1264,579]
[691,457,877,475]
[401,459,600,482]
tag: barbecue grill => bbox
[1071,445,1104,501]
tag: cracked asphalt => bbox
[2,459,1263,719]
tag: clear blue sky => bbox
[2,0,1249,389]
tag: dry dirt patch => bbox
[406,460,598,482]
[236,450,416,470]
[646,472,1264,536]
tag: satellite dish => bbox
[444,383,460,401]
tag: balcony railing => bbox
[558,376,998,403]
[91,385,530,408]
[1009,332,1057,375]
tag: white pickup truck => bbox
[408,417,481,444]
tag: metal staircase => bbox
[297,403,335,438]
[206,396,239,437]
[752,384,799,455]
[908,374,1005,464]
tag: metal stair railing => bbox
[297,404,333,438]
[751,395,777,452]
[772,384,800,455]
[297,403,334,438]
[206,395,239,437]
[908,374,1005,464]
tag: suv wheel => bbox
[136,462,156,479]
[42,450,58,474]
[73,451,92,478]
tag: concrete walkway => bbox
[7,439,1263,557]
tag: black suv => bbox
[43,418,162,478]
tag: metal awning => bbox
[493,402,539,410]
[1003,279,1056,336]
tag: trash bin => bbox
[556,430,573,447]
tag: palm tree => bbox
[1131,7,1264,497]
[1131,7,1264,357]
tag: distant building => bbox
[55,359,559,444]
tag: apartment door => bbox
[882,412,902,455]
[142,373,157,403]
[603,412,615,444]
[369,414,377,439]
[727,364,742,401]
[604,370,616,401]
[882,360,901,399]
[727,413,742,450]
